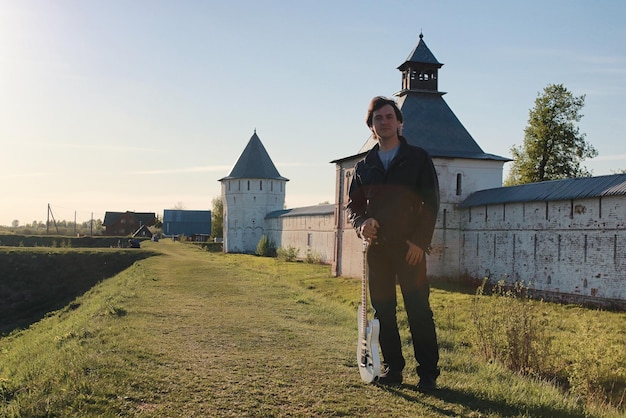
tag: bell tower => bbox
[397,33,443,93]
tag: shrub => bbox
[256,235,276,257]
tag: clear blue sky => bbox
[1,0,625,226]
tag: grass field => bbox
[0,240,624,417]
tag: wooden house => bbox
[102,211,156,236]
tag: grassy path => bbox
[125,241,366,416]
[1,240,621,417]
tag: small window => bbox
[456,173,462,196]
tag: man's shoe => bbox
[377,367,403,385]
[417,375,437,392]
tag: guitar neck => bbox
[360,240,369,339]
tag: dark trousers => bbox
[367,242,440,379]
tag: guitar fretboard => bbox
[360,240,369,342]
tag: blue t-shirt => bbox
[378,145,399,170]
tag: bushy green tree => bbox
[505,84,598,186]
[211,197,223,238]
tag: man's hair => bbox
[365,96,403,127]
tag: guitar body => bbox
[357,303,381,383]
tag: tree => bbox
[211,196,223,238]
[505,84,598,186]
[11,219,19,228]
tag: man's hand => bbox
[360,218,379,243]
[405,240,424,266]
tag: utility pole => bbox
[47,204,59,234]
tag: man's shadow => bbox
[376,383,587,418]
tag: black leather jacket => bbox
[347,136,440,252]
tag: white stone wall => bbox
[460,195,626,304]
[222,178,286,253]
[265,211,335,263]
[428,158,504,278]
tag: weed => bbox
[566,320,626,408]
[469,278,625,412]
[470,279,550,375]
[277,245,299,261]
[305,250,323,264]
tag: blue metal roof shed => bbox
[163,209,212,237]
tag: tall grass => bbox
[468,279,626,411]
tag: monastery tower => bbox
[219,131,288,253]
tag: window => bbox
[456,173,462,196]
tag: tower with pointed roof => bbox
[219,131,288,253]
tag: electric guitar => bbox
[357,240,381,383]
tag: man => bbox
[347,96,440,390]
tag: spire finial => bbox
[419,31,423,39]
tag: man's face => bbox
[371,104,401,140]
